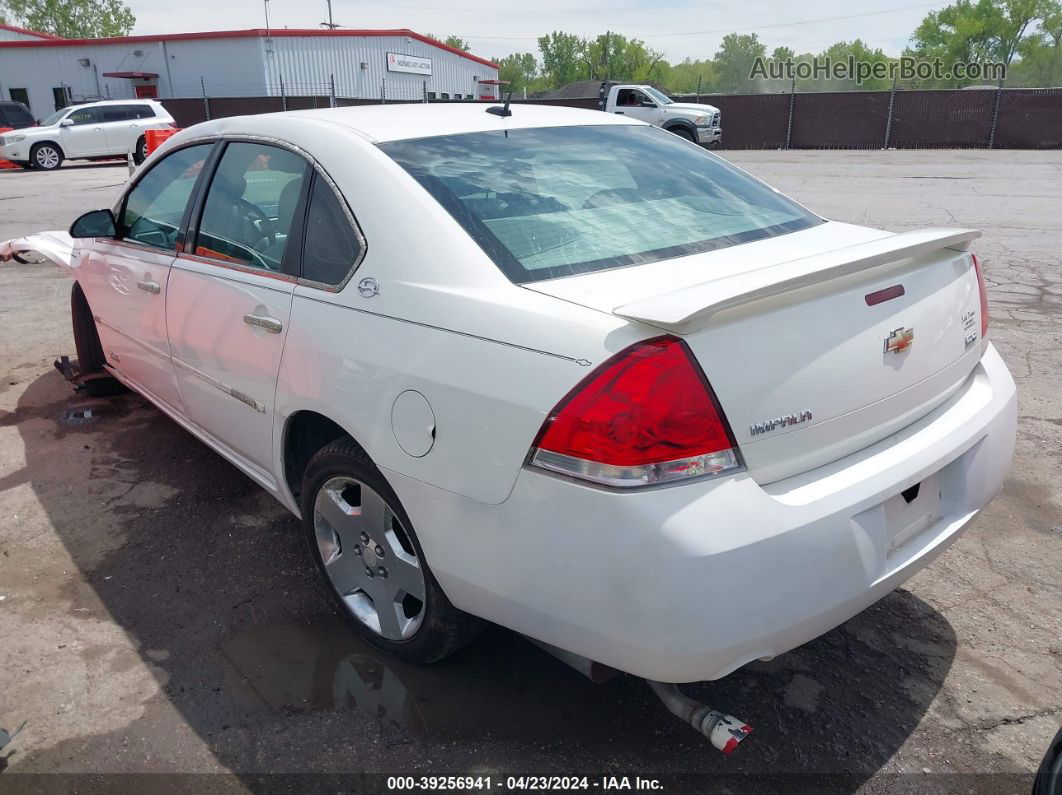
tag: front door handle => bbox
[137,279,161,294]
[243,313,282,334]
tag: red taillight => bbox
[971,254,989,338]
[529,336,741,488]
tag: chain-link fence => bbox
[157,78,1062,150]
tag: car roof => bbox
[268,102,641,143]
[70,99,161,107]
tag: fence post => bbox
[696,74,702,104]
[423,80,428,103]
[200,77,210,121]
[280,74,287,111]
[988,78,1004,149]
[381,78,386,104]
[784,77,795,150]
[329,74,337,108]
[883,75,897,149]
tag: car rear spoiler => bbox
[613,227,981,330]
[0,231,75,271]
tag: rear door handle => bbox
[136,280,160,294]
[243,313,282,334]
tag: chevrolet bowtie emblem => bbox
[884,327,914,354]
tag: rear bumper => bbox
[388,344,1016,682]
[696,126,722,144]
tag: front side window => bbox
[300,177,362,285]
[120,144,213,250]
[66,107,101,125]
[195,142,308,271]
[643,87,673,105]
[381,125,821,283]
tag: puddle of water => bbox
[219,617,660,741]
[62,407,94,424]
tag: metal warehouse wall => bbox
[161,38,268,97]
[262,35,497,100]
[0,37,265,118]
[0,28,49,41]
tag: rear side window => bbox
[102,105,157,122]
[120,144,213,250]
[101,106,133,122]
[381,125,821,283]
[300,177,362,285]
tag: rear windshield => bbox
[380,125,821,283]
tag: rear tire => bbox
[133,136,147,165]
[300,438,483,663]
[30,142,62,170]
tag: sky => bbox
[127,0,946,63]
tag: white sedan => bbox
[4,104,1016,696]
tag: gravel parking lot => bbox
[0,151,1059,791]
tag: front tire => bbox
[30,142,63,170]
[300,438,483,663]
[71,283,125,397]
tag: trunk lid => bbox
[525,222,986,484]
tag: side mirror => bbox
[60,118,74,127]
[70,209,117,239]
[641,100,657,108]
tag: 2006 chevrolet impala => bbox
[2,103,1016,744]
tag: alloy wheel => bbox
[313,476,426,641]
[35,146,60,169]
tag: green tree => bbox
[714,32,767,92]
[537,31,588,87]
[818,39,894,90]
[496,52,539,95]
[2,0,135,37]
[427,34,471,52]
[1011,0,1062,84]
[908,0,1046,72]
[667,58,715,94]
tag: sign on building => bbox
[386,52,432,75]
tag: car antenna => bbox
[486,87,513,118]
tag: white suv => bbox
[0,99,175,171]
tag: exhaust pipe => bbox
[647,681,752,754]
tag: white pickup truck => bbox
[598,82,722,145]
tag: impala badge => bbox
[884,327,914,354]
[750,410,813,437]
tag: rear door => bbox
[59,106,107,157]
[167,141,310,481]
[79,142,216,414]
[99,104,142,155]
